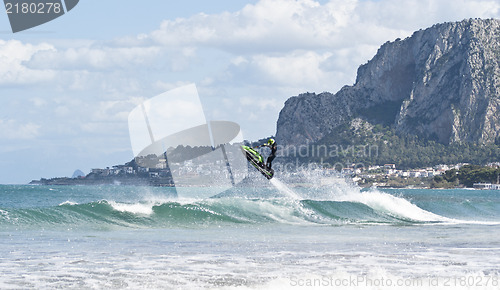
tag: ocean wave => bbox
[2,179,500,229]
[2,191,498,230]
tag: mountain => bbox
[276,19,500,147]
[72,169,85,178]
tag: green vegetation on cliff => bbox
[433,165,500,188]
[285,122,500,169]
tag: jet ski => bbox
[240,145,274,179]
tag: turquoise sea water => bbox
[1,180,500,289]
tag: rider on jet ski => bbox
[255,138,277,169]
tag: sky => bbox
[1,0,500,184]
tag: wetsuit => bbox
[264,142,277,169]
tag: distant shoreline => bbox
[26,162,499,190]
[23,176,484,190]
[28,176,174,187]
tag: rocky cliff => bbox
[276,19,500,146]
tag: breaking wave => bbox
[2,183,499,230]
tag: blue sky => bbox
[1,0,500,184]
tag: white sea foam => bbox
[0,209,9,220]
[259,170,500,225]
[348,189,500,225]
[204,197,312,225]
[59,201,78,206]
[270,178,301,200]
[330,185,500,225]
[251,199,311,225]
[338,189,451,222]
[108,201,155,215]
[269,171,449,222]
[105,191,207,216]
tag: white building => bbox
[473,183,500,190]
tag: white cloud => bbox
[154,80,195,92]
[0,119,41,139]
[141,0,500,94]
[240,96,282,111]
[27,45,162,71]
[221,47,376,94]
[92,100,136,122]
[355,0,500,30]
[30,97,47,107]
[148,0,360,52]
[147,0,500,55]
[226,51,333,87]
[4,0,499,92]
[0,40,56,85]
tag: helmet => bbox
[268,138,275,145]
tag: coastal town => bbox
[31,154,500,190]
[348,163,500,189]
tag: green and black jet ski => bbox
[241,145,274,179]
